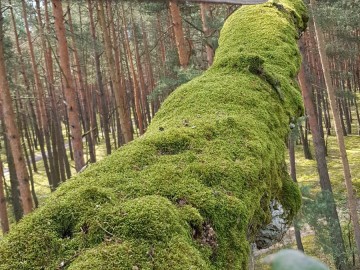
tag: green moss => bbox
[0,1,307,269]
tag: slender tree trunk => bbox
[310,1,360,264]
[354,97,360,135]
[0,160,9,234]
[52,0,85,172]
[169,0,189,68]
[88,0,111,155]
[157,12,166,71]
[299,123,312,160]
[122,5,144,135]
[141,17,154,124]
[288,131,304,252]
[0,12,33,215]
[22,0,56,186]
[3,131,23,221]
[15,92,35,203]
[299,37,348,270]
[43,0,64,186]
[130,8,148,131]
[200,3,214,66]
[67,5,96,164]
[97,0,133,144]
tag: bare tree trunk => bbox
[130,8,148,131]
[67,5,96,164]
[169,0,189,68]
[3,130,23,221]
[0,12,33,215]
[310,0,360,264]
[200,3,214,66]
[88,0,111,155]
[97,0,133,144]
[43,0,64,185]
[141,17,154,124]
[288,131,304,252]
[299,36,348,269]
[52,0,85,172]
[0,160,9,234]
[122,4,144,135]
[22,0,56,187]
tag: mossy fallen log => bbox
[0,1,307,269]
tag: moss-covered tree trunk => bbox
[0,1,307,269]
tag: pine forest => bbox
[0,0,359,269]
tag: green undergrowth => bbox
[0,1,307,269]
[255,235,334,269]
[296,135,360,200]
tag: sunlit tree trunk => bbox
[169,0,189,68]
[52,0,85,172]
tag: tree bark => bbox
[52,0,85,172]
[310,0,360,264]
[299,36,348,270]
[169,0,189,68]
[0,11,33,215]
[288,132,304,252]
[0,160,9,234]
[200,3,214,66]
[97,0,133,144]
[67,4,96,164]
[21,0,56,189]
[43,0,65,185]
[88,0,111,155]
[122,4,145,135]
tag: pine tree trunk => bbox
[141,17,154,124]
[288,132,304,252]
[200,3,214,66]
[22,0,56,186]
[299,35,349,269]
[88,0,111,155]
[169,0,189,68]
[0,160,9,234]
[52,0,85,172]
[97,0,133,144]
[0,13,33,215]
[122,5,145,135]
[131,8,148,130]
[67,5,96,164]
[44,0,64,186]
[310,2,360,262]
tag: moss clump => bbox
[0,1,307,269]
